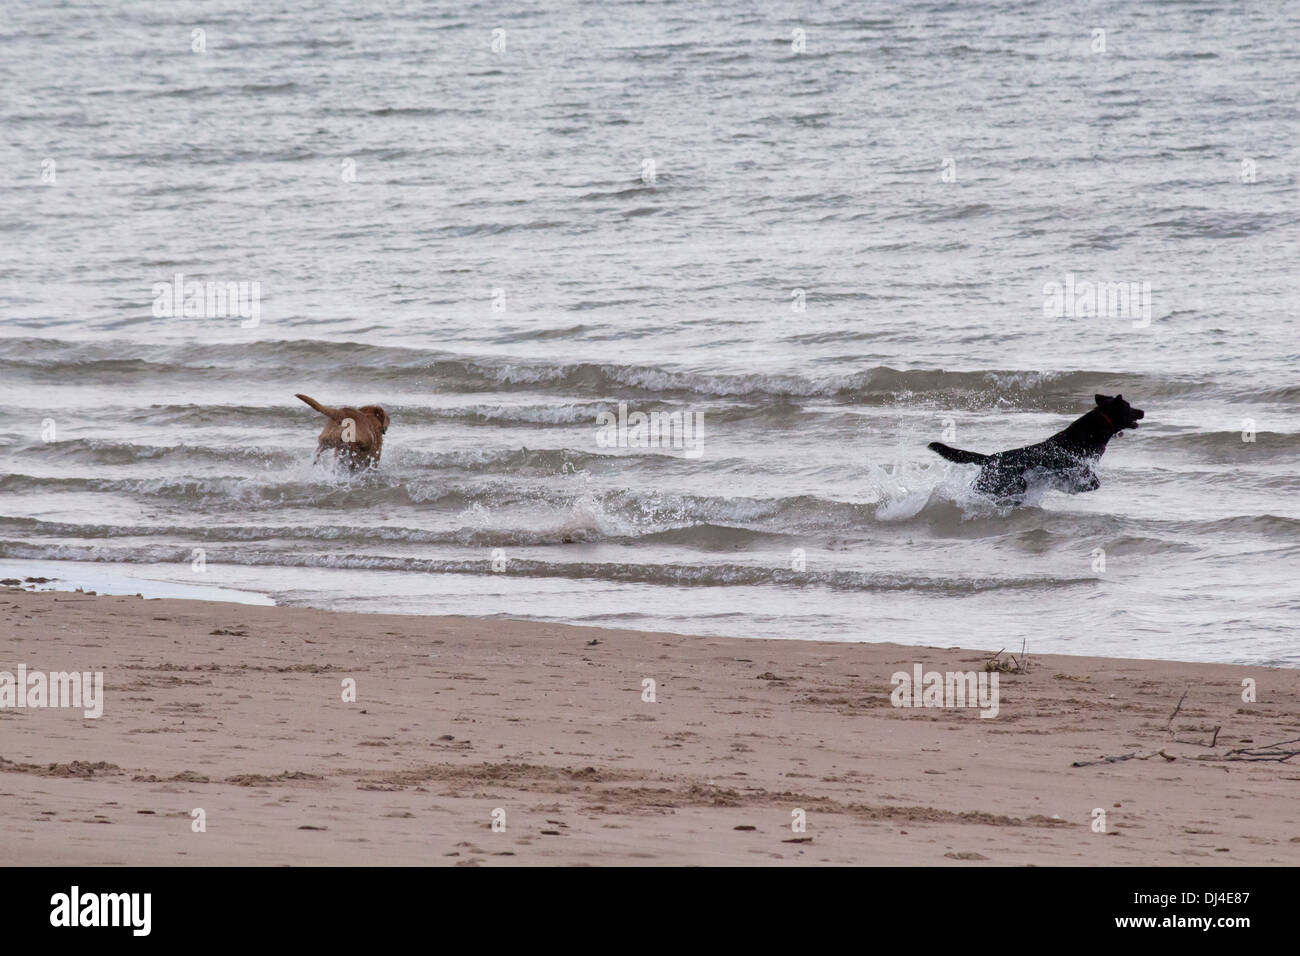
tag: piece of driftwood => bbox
[1201,736,1300,763]
[1073,686,1299,769]
[984,639,1030,675]
[1075,735,1300,768]
[1071,749,1176,768]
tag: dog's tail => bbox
[927,442,989,465]
[295,393,344,422]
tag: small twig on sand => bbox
[1165,687,1189,733]
[1072,749,1176,768]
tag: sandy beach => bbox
[1,587,1296,866]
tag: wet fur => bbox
[295,393,390,470]
[927,394,1145,503]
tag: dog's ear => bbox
[365,406,389,433]
[1095,394,1112,406]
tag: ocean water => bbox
[1,0,1297,665]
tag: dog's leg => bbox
[1068,465,1101,493]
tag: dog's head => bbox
[1094,394,1144,432]
[361,406,390,434]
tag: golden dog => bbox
[295,393,390,470]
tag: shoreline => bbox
[2,588,1297,866]
[3,559,1292,670]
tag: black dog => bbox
[927,394,1144,501]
